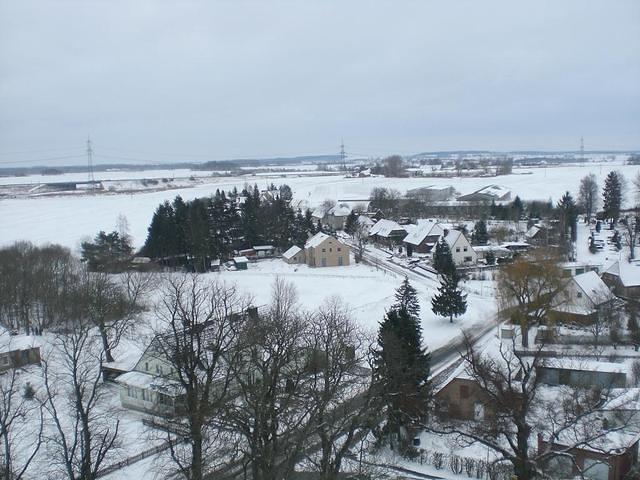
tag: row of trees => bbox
[141,185,317,270]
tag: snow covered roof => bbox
[233,256,249,263]
[604,260,640,287]
[283,245,302,259]
[525,225,542,239]
[444,229,469,249]
[403,222,444,246]
[369,219,406,238]
[540,358,627,375]
[305,232,331,249]
[572,271,614,304]
[357,215,374,227]
[0,331,40,354]
[457,184,511,201]
[116,371,183,396]
[328,203,352,217]
[253,245,275,251]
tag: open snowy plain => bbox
[1,162,637,251]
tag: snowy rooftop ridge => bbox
[305,232,331,249]
[604,259,640,287]
[572,271,614,304]
[369,219,406,238]
[403,222,444,246]
[282,245,302,259]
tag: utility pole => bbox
[86,136,95,184]
[340,139,346,172]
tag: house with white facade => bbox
[552,271,616,323]
[444,230,477,266]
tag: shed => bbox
[233,256,249,270]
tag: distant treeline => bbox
[141,184,318,271]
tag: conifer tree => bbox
[344,210,358,235]
[431,271,467,323]
[603,171,624,224]
[373,307,431,447]
[393,277,420,319]
[432,238,455,276]
[471,219,488,245]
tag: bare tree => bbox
[153,274,248,480]
[305,297,376,480]
[78,270,139,364]
[578,173,599,222]
[352,221,369,263]
[223,279,316,480]
[121,270,159,307]
[0,337,43,479]
[43,323,120,480]
[497,251,567,348]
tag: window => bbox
[577,292,583,298]
[464,256,472,262]
[463,246,468,252]
[142,390,150,401]
[322,248,326,253]
[583,458,609,480]
[460,384,469,399]
[337,247,341,252]
[0,355,9,367]
[145,361,149,371]
[456,247,461,253]
[329,248,332,252]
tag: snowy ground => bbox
[1,163,638,251]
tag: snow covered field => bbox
[1,163,637,251]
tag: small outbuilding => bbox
[233,256,249,270]
[282,245,305,264]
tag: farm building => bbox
[303,233,350,267]
[403,221,444,256]
[457,185,512,203]
[233,256,249,270]
[369,219,408,249]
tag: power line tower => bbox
[86,136,95,184]
[340,139,346,171]
[580,136,585,163]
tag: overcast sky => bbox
[1,0,639,166]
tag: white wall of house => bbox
[447,233,477,265]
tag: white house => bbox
[553,271,615,322]
[444,230,477,266]
[282,245,304,264]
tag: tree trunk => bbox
[98,321,114,363]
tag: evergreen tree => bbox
[81,230,133,272]
[471,219,488,245]
[373,307,431,446]
[432,238,455,277]
[344,210,359,235]
[557,191,578,251]
[393,277,420,318]
[511,196,524,220]
[603,171,623,224]
[431,271,467,323]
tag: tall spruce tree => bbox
[433,238,455,276]
[373,307,431,447]
[393,277,420,318]
[603,171,624,224]
[431,271,467,323]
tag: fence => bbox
[413,448,514,480]
[95,440,176,478]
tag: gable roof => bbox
[572,271,614,304]
[328,203,352,217]
[444,229,467,249]
[283,245,302,259]
[604,260,640,287]
[305,232,331,249]
[403,222,445,246]
[369,219,406,238]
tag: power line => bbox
[0,154,86,165]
